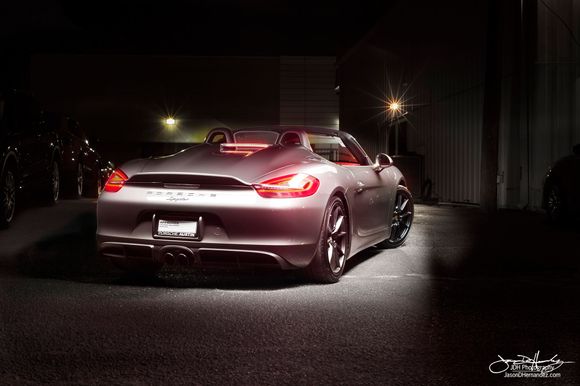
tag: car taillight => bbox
[253,173,320,198]
[103,169,128,192]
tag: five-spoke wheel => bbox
[326,201,348,274]
[377,185,413,249]
[306,196,350,283]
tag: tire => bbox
[305,196,350,284]
[86,167,102,198]
[43,160,60,206]
[0,167,17,228]
[74,162,84,198]
[65,162,84,199]
[545,184,566,223]
[111,258,162,279]
[376,185,414,249]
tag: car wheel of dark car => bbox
[44,161,60,205]
[64,162,83,199]
[546,184,565,223]
[75,163,84,198]
[86,167,102,198]
[377,185,413,249]
[0,168,17,227]
[305,196,349,283]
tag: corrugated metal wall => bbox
[406,52,485,204]
[279,56,339,128]
[526,0,580,209]
[497,0,580,210]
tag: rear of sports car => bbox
[96,146,330,272]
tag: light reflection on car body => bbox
[96,126,414,283]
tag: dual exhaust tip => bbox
[161,246,196,266]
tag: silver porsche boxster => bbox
[97,126,413,283]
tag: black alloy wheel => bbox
[377,185,413,249]
[306,196,350,283]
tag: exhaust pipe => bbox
[177,253,189,266]
[164,252,175,265]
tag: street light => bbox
[165,117,176,126]
[387,99,403,118]
[384,98,407,155]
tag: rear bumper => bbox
[96,185,328,269]
[98,239,305,270]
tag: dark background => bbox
[0,2,579,384]
[3,0,579,210]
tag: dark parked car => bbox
[0,90,61,227]
[46,112,103,198]
[543,144,580,222]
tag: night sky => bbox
[0,0,391,56]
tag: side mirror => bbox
[573,144,580,156]
[373,153,393,172]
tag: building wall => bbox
[340,0,580,208]
[279,56,339,128]
[338,0,487,204]
[337,45,400,159]
[408,53,485,204]
[497,0,580,209]
[31,55,281,143]
[527,0,580,208]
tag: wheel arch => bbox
[2,152,19,179]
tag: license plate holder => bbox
[153,215,203,241]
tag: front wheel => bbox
[305,196,350,284]
[545,184,566,223]
[376,185,414,249]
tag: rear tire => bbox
[305,196,350,284]
[0,168,17,228]
[376,185,414,249]
[74,162,84,198]
[86,167,102,198]
[65,162,83,199]
[43,160,60,206]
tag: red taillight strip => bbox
[220,143,271,156]
[103,169,128,192]
[253,173,320,198]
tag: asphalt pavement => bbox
[0,199,579,385]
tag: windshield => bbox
[308,134,359,164]
[234,130,279,145]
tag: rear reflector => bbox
[253,173,320,198]
[104,169,128,192]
